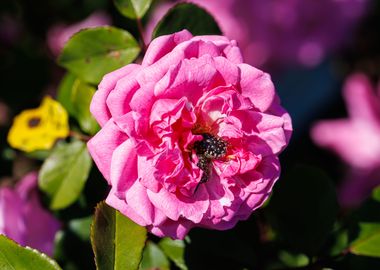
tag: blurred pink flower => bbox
[0,172,60,255]
[88,30,292,239]
[147,0,368,68]
[0,101,10,126]
[47,11,111,56]
[311,73,380,207]
[0,15,22,46]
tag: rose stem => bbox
[136,18,147,53]
[69,130,91,142]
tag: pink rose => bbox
[311,73,380,207]
[147,0,368,68]
[88,30,292,239]
[47,11,111,56]
[0,172,61,255]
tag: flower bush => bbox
[312,74,380,207]
[88,30,292,238]
[147,0,369,68]
[1,0,380,269]
[0,172,60,256]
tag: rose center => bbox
[191,133,227,192]
[193,133,227,159]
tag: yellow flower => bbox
[7,96,69,152]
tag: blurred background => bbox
[1,0,380,269]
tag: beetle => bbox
[192,133,227,193]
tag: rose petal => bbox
[143,29,193,66]
[91,64,140,126]
[114,112,157,156]
[138,155,161,192]
[191,36,243,64]
[221,156,280,226]
[129,82,156,116]
[267,99,292,145]
[147,186,209,223]
[154,56,219,104]
[106,189,149,226]
[232,110,288,155]
[215,150,261,177]
[238,63,275,112]
[109,139,137,196]
[149,218,194,239]
[150,97,196,130]
[106,65,142,119]
[199,89,252,125]
[203,173,234,221]
[87,119,127,182]
[238,155,280,194]
[125,180,166,225]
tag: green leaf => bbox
[114,0,152,19]
[159,238,187,270]
[0,235,62,270]
[329,229,349,257]
[25,149,51,160]
[153,3,222,39]
[278,250,309,268]
[350,223,380,257]
[372,186,380,203]
[71,79,99,135]
[57,73,77,115]
[91,201,147,270]
[69,216,93,242]
[140,241,170,270]
[39,140,92,210]
[58,26,140,84]
[267,165,338,256]
[58,74,99,135]
[57,73,99,135]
